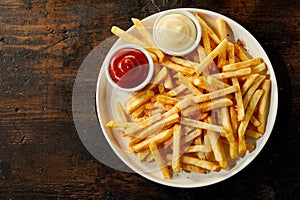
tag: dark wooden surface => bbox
[1,0,299,199]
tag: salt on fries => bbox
[106,15,271,179]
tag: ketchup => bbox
[109,48,149,88]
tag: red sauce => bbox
[109,48,149,88]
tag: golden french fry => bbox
[206,128,227,168]
[157,95,178,105]
[126,90,155,114]
[111,26,147,48]
[195,14,221,44]
[206,76,231,89]
[250,115,262,127]
[241,74,260,95]
[181,117,230,135]
[177,72,202,95]
[132,128,173,152]
[172,124,181,173]
[257,79,271,133]
[199,98,233,113]
[181,155,221,171]
[243,75,266,109]
[227,42,235,64]
[201,24,211,54]
[195,39,228,75]
[131,104,146,119]
[129,113,179,146]
[148,67,168,90]
[164,71,174,89]
[182,128,202,145]
[222,57,262,71]
[232,77,245,121]
[252,62,267,74]
[149,141,171,179]
[216,18,227,67]
[169,56,199,68]
[137,151,150,162]
[167,84,187,97]
[192,85,237,103]
[197,45,207,62]
[105,120,135,128]
[185,144,211,153]
[238,89,264,154]
[116,101,128,121]
[162,60,195,76]
[209,67,251,79]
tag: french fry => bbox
[222,57,262,71]
[243,75,266,109]
[232,77,245,121]
[192,85,237,103]
[238,89,264,154]
[195,39,228,75]
[206,122,227,168]
[181,117,230,135]
[157,95,178,105]
[116,101,128,121]
[185,144,211,153]
[195,14,221,44]
[126,90,155,114]
[131,104,146,119]
[241,74,260,95]
[128,113,179,146]
[105,120,135,128]
[257,79,271,133]
[252,62,267,74]
[132,128,173,152]
[177,72,202,95]
[123,113,162,136]
[162,60,195,76]
[197,45,207,62]
[148,67,168,90]
[149,141,171,179]
[201,23,211,54]
[181,155,221,171]
[229,106,239,159]
[250,115,261,127]
[167,84,187,97]
[199,98,233,113]
[169,56,199,68]
[209,67,251,79]
[172,124,182,173]
[217,18,227,67]
[111,26,147,48]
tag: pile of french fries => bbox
[106,13,271,179]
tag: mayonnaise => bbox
[154,13,197,53]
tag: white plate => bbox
[96,8,278,188]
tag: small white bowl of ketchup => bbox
[105,44,154,92]
[153,10,202,56]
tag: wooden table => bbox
[1,0,299,199]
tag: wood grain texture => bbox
[0,0,299,199]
